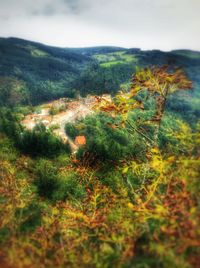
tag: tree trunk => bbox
[152,87,169,144]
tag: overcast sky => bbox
[0,0,199,51]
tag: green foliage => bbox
[0,76,28,106]
[0,110,199,268]
[0,134,18,161]
[18,125,70,157]
[0,53,199,268]
[74,113,146,163]
[0,109,70,157]
[34,159,60,199]
[0,37,91,105]
[65,122,79,139]
[34,159,86,201]
[16,202,43,233]
[53,173,86,201]
[49,104,67,116]
[1,37,199,122]
[49,106,60,115]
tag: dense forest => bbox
[0,37,200,121]
[0,38,200,268]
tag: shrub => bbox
[76,113,146,163]
[34,159,60,199]
[18,124,70,157]
[16,202,43,233]
[53,173,86,201]
[65,122,79,139]
[34,159,86,201]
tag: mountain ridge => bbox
[0,37,199,123]
[2,36,200,54]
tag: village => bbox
[21,94,112,152]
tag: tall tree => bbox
[131,66,192,142]
[95,66,192,144]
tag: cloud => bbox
[0,0,199,50]
[63,0,83,13]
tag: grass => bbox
[93,51,138,68]
[28,46,49,57]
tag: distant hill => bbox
[0,37,199,121]
[69,46,126,56]
[0,37,92,105]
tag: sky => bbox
[0,0,200,51]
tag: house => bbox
[74,136,86,146]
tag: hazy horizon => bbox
[2,36,200,53]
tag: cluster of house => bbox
[21,94,112,151]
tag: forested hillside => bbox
[0,37,200,123]
[0,39,200,268]
[0,37,91,105]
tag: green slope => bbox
[0,37,92,105]
[0,37,199,122]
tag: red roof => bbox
[74,136,86,146]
